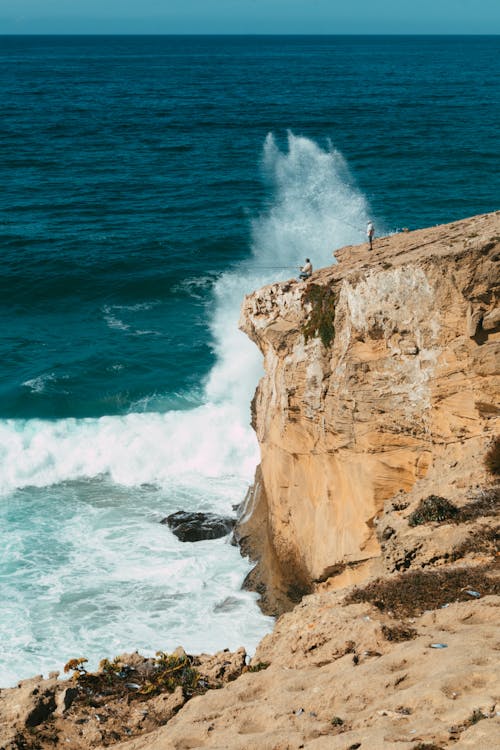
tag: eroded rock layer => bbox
[1,213,499,750]
[238,211,499,609]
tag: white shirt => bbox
[301,261,312,275]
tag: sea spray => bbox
[1,134,370,496]
[0,134,371,685]
[256,132,369,264]
[205,132,370,409]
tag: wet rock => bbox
[213,596,241,612]
[162,511,235,542]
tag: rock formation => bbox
[1,212,498,750]
[162,510,235,542]
[237,210,499,612]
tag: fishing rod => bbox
[335,218,366,234]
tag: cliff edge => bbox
[1,212,498,750]
[237,211,499,612]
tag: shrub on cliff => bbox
[345,564,499,617]
[64,650,204,700]
[301,284,336,348]
[408,495,459,526]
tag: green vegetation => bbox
[139,651,200,697]
[408,495,459,526]
[64,650,205,701]
[301,283,336,348]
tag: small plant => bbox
[484,436,500,475]
[408,495,459,526]
[331,716,344,726]
[63,657,88,681]
[139,651,200,697]
[412,744,445,750]
[301,284,336,348]
[382,624,417,642]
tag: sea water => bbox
[1,35,499,686]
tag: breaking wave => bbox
[1,134,370,497]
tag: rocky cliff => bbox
[237,211,499,612]
[1,212,499,750]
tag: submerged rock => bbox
[162,511,235,542]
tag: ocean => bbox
[0,34,499,686]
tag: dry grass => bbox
[458,486,499,521]
[381,623,418,642]
[408,496,458,526]
[408,487,499,527]
[450,525,499,561]
[345,564,500,617]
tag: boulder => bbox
[162,511,235,542]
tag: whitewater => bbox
[0,134,370,685]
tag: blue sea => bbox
[1,35,499,686]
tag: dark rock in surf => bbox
[162,511,235,542]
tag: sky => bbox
[0,0,499,35]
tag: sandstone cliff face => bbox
[1,213,499,750]
[238,211,500,607]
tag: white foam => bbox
[102,305,131,332]
[172,275,217,299]
[110,301,161,312]
[0,479,273,684]
[5,134,370,497]
[0,134,373,685]
[205,132,370,414]
[0,406,259,496]
[254,132,369,265]
[22,372,69,395]
[22,373,58,394]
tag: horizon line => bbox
[1,32,499,37]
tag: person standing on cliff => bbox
[367,221,375,251]
[298,258,312,280]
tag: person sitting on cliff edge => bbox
[298,258,312,280]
